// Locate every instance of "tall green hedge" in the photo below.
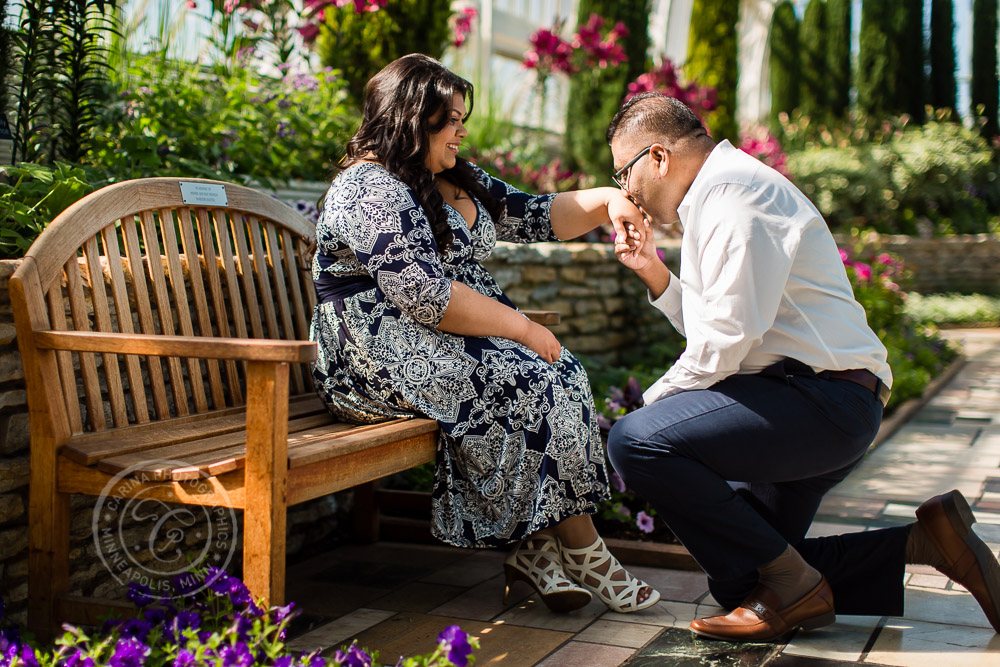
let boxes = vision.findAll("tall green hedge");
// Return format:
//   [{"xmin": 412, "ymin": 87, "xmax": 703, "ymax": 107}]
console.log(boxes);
[
  {"xmin": 563, "ymin": 0, "xmax": 651, "ymax": 179},
  {"xmin": 971, "ymin": 0, "xmax": 999, "ymax": 137},
  {"xmin": 685, "ymin": 0, "xmax": 739, "ymax": 143},
  {"xmin": 799, "ymin": 0, "xmax": 827, "ymax": 121},
  {"xmin": 899, "ymin": 1, "xmax": 926, "ymax": 123},
  {"xmin": 316, "ymin": 0, "xmax": 452, "ymax": 105},
  {"xmin": 929, "ymin": 0, "xmax": 957, "ymax": 115},
  {"xmin": 857, "ymin": 0, "xmax": 902, "ymax": 120},
  {"xmin": 769, "ymin": 1, "xmax": 799, "ymax": 130},
  {"xmin": 825, "ymin": 0, "xmax": 852, "ymax": 120}
]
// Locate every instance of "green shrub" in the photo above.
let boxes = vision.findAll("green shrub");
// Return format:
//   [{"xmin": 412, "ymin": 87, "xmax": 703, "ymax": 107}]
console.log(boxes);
[
  {"xmin": 0, "ymin": 162, "xmax": 101, "ymax": 259},
  {"xmin": 92, "ymin": 54, "xmax": 356, "ymax": 186},
  {"xmin": 785, "ymin": 116, "xmax": 1000, "ymax": 235},
  {"xmin": 905, "ymin": 293, "xmax": 1000, "ymax": 327}
]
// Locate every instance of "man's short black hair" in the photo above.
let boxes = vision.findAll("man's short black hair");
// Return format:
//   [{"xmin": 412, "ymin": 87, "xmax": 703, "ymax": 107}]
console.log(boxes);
[{"xmin": 606, "ymin": 93, "xmax": 706, "ymax": 146}]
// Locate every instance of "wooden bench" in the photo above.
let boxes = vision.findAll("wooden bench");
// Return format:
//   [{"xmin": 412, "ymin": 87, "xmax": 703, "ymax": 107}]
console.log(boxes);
[{"xmin": 11, "ymin": 176, "xmax": 557, "ymax": 636}]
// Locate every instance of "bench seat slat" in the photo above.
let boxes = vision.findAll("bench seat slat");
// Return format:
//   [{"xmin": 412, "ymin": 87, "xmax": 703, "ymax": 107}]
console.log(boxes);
[
  {"xmin": 93, "ymin": 416, "xmax": 437, "ymax": 482},
  {"xmin": 63, "ymin": 395, "xmax": 328, "ymax": 465},
  {"xmin": 96, "ymin": 412, "xmax": 341, "ymax": 479}
]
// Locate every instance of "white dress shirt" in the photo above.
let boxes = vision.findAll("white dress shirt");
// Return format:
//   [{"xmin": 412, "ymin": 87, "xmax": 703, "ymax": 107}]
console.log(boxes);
[{"xmin": 643, "ymin": 140, "xmax": 892, "ymax": 405}]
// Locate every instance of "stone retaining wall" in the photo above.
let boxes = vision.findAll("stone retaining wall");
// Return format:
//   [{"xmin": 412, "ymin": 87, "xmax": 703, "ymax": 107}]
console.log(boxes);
[{"xmin": 0, "ymin": 233, "xmax": 996, "ymax": 622}]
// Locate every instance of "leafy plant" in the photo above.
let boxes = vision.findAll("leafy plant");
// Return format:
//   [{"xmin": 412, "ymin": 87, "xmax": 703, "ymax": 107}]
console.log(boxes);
[
  {"xmin": 0, "ymin": 570, "xmax": 479, "ymax": 667},
  {"xmin": 92, "ymin": 53, "xmax": 355, "ymax": 185},
  {"xmin": 783, "ymin": 112, "xmax": 1000, "ymax": 235},
  {"xmin": 313, "ymin": 0, "xmax": 453, "ymax": 104},
  {"xmin": 10, "ymin": 0, "xmax": 118, "ymax": 164},
  {"xmin": 0, "ymin": 162, "xmax": 99, "ymax": 258}
]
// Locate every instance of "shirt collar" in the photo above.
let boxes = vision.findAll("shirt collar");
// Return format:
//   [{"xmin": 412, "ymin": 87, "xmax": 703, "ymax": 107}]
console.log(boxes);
[{"xmin": 677, "ymin": 139, "xmax": 736, "ymax": 222}]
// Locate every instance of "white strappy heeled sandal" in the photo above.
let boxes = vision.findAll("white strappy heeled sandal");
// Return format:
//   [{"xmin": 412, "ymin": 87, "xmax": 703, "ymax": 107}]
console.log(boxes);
[
  {"xmin": 560, "ymin": 536, "xmax": 661, "ymax": 613},
  {"xmin": 504, "ymin": 534, "xmax": 593, "ymax": 612}
]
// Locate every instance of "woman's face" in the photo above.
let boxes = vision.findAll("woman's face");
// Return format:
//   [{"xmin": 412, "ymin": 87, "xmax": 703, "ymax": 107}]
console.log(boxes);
[{"xmin": 424, "ymin": 92, "xmax": 468, "ymax": 174}]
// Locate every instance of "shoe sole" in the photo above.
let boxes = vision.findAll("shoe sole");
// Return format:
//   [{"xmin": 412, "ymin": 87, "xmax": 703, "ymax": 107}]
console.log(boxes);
[{"xmin": 916, "ymin": 489, "xmax": 1000, "ymax": 633}]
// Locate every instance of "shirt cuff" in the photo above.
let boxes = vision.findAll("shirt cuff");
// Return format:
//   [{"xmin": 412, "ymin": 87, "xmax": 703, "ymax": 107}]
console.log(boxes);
[{"xmin": 648, "ymin": 271, "xmax": 682, "ymax": 317}]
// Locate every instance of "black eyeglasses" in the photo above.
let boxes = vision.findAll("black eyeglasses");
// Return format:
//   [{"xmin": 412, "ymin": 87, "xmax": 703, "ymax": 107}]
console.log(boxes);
[{"xmin": 612, "ymin": 145, "xmax": 653, "ymax": 190}]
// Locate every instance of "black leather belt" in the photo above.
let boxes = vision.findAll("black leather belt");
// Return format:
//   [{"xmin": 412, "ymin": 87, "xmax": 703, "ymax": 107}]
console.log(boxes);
[{"xmin": 823, "ymin": 368, "xmax": 891, "ymax": 407}]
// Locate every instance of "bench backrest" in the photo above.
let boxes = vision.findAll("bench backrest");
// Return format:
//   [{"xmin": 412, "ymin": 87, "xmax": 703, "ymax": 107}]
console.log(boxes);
[{"xmin": 11, "ymin": 177, "xmax": 318, "ymax": 437}]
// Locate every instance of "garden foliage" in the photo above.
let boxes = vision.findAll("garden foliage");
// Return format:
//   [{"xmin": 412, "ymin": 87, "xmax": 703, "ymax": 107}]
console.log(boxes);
[
  {"xmin": 0, "ymin": 569, "xmax": 479, "ymax": 667},
  {"xmin": 684, "ymin": 0, "xmax": 739, "ymax": 143},
  {"xmin": 799, "ymin": 0, "xmax": 827, "ymax": 122},
  {"xmin": 93, "ymin": 52, "xmax": 354, "ymax": 186},
  {"xmin": 857, "ymin": 1, "xmax": 907, "ymax": 122},
  {"xmin": 314, "ymin": 0, "xmax": 453, "ymax": 104},
  {"xmin": 971, "ymin": 0, "xmax": 999, "ymax": 138},
  {"xmin": 562, "ymin": 0, "xmax": 651, "ymax": 180},
  {"xmin": 9, "ymin": 0, "xmax": 118, "ymax": 165},
  {"xmin": 929, "ymin": 0, "xmax": 957, "ymax": 116},
  {"xmin": 768, "ymin": 1, "xmax": 799, "ymax": 132},
  {"xmin": 781, "ymin": 112, "xmax": 1000, "ymax": 235},
  {"xmin": 825, "ymin": 0, "xmax": 852, "ymax": 120}
]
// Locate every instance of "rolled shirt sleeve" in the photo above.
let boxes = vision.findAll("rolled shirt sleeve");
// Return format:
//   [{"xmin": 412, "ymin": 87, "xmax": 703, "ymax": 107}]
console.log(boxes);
[{"xmin": 331, "ymin": 175, "xmax": 453, "ymax": 327}]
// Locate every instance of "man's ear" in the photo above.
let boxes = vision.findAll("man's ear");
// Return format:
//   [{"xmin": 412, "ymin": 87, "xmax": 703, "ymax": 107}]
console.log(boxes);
[{"xmin": 651, "ymin": 143, "xmax": 670, "ymax": 177}]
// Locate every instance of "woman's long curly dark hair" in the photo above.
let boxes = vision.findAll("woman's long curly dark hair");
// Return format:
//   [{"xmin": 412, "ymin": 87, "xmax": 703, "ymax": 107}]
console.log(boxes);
[{"xmin": 343, "ymin": 54, "xmax": 504, "ymax": 253}]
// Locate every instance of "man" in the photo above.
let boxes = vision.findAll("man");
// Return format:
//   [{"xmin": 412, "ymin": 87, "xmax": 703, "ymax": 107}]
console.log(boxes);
[{"xmin": 605, "ymin": 92, "xmax": 1000, "ymax": 642}]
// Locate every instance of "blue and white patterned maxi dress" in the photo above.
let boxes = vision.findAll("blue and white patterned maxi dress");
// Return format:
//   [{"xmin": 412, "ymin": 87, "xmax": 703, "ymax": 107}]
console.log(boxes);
[{"xmin": 309, "ymin": 162, "xmax": 609, "ymax": 548}]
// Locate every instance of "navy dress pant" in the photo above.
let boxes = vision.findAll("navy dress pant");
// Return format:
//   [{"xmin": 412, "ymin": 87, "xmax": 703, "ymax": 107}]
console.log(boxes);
[{"xmin": 607, "ymin": 359, "xmax": 910, "ymax": 616}]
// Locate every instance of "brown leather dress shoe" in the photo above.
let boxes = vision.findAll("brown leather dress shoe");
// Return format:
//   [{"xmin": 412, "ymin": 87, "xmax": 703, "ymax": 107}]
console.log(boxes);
[
  {"xmin": 915, "ymin": 489, "xmax": 1000, "ymax": 633},
  {"xmin": 689, "ymin": 577, "xmax": 835, "ymax": 642}
]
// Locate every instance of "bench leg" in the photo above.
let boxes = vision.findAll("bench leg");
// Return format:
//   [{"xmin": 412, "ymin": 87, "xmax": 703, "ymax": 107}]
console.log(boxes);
[
  {"xmin": 243, "ymin": 361, "xmax": 289, "ymax": 608},
  {"xmin": 353, "ymin": 481, "xmax": 381, "ymax": 543},
  {"xmin": 28, "ymin": 467, "xmax": 70, "ymax": 641}
]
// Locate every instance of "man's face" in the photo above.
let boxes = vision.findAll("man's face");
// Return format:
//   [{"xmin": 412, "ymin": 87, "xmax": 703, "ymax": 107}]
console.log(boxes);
[{"xmin": 611, "ymin": 136, "xmax": 660, "ymax": 220}]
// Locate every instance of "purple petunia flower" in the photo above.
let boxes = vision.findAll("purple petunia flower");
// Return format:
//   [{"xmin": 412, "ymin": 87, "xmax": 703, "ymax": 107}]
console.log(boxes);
[
  {"xmin": 172, "ymin": 650, "xmax": 197, "ymax": 667},
  {"xmin": 333, "ymin": 642, "xmax": 371, "ymax": 667},
  {"xmin": 272, "ymin": 602, "xmax": 296, "ymax": 624},
  {"xmin": 119, "ymin": 618, "xmax": 152, "ymax": 642},
  {"xmin": 128, "ymin": 581, "xmax": 154, "ymax": 608},
  {"xmin": 109, "ymin": 637, "xmax": 150, "ymax": 667},
  {"xmin": 636, "ymin": 511, "xmax": 655, "ymax": 534},
  {"xmin": 437, "ymin": 625, "xmax": 473, "ymax": 667},
  {"xmin": 610, "ymin": 471, "xmax": 627, "ymax": 493},
  {"xmin": 206, "ymin": 567, "xmax": 230, "ymax": 596},
  {"xmin": 218, "ymin": 642, "xmax": 254, "ymax": 667}
]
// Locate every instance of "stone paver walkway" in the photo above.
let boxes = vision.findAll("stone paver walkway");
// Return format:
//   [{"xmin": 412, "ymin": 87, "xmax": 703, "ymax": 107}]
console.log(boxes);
[{"xmin": 285, "ymin": 328, "xmax": 1000, "ymax": 666}]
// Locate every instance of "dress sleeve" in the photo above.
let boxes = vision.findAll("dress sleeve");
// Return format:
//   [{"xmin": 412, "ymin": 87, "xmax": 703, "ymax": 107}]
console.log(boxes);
[
  {"xmin": 472, "ymin": 164, "xmax": 559, "ymax": 243},
  {"xmin": 329, "ymin": 170, "xmax": 452, "ymax": 327}
]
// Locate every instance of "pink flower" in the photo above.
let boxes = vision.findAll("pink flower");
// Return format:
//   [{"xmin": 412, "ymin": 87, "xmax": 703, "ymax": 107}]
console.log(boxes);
[
  {"xmin": 875, "ymin": 253, "xmax": 895, "ymax": 266},
  {"xmin": 853, "ymin": 262, "xmax": 873, "ymax": 282},
  {"xmin": 615, "ymin": 504, "xmax": 632, "ymax": 518},
  {"xmin": 296, "ymin": 24, "xmax": 320, "ymax": 43},
  {"xmin": 185, "ymin": 0, "xmax": 196, "ymax": 8},
  {"xmin": 839, "ymin": 248, "xmax": 850, "ymax": 264},
  {"xmin": 636, "ymin": 511, "xmax": 655, "ymax": 534},
  {"xmin": 451, "ymin": 7, "xmax": 477, "ymax": 48}
]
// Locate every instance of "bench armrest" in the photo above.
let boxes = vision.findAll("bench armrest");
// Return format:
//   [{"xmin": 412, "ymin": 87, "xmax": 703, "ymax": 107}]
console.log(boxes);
[{"xmin": 33, "ymin": 331, "xmax": 317, "ymax": 363}]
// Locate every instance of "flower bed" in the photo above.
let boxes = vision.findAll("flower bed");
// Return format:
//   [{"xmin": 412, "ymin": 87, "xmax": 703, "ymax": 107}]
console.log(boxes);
[{"xmin": 0, "ymin": 570, "xmax": 477, "ymax": 667}]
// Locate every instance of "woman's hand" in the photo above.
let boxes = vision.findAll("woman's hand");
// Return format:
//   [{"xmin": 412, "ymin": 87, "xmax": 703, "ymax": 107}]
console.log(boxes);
[
  {"xmin": 606, "ymin": 191, "xmax": 646, "ymax": 247},
  {"xmin": 615, "ymin": 216, "xmax": 658, "ymax": 273},
  {"xmin": 519, "ymin": 319, "xmax": 562, "ymax": 364}
]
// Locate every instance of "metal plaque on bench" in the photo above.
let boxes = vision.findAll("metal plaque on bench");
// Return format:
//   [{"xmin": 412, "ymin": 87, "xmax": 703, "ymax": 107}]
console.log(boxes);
[{"xmin": 179, "ymin": 182, "xmax": 228, "ymax": 207}]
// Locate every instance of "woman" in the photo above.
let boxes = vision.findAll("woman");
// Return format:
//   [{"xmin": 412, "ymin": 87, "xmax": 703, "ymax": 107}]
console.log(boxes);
[{"xmin": 309, "ymin": 54, "xmax": 659, "ymax": 614}]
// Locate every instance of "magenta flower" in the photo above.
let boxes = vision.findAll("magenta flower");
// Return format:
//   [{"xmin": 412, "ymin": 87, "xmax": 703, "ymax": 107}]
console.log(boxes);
[
  {"xmin": 636, "ymin": 511, "xmax": 655, "ymax": 534},
  {"xmin": 333, "ymin": 642, "xmax": 372, "ymax": 667},
  {"xmin": 626, "ymin": 58, "xmax": 717, "ymax": 115},
  {"xmin": 451, "ymin": 7, "xmax": 477, "ymax": 47},
  {"xmin": 853, "ymin": 263, "xmax": 873, "ymax": 281},
  {"xmin": 839, "ymin": 248, "xmax": 850, "ymax": 264}
]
